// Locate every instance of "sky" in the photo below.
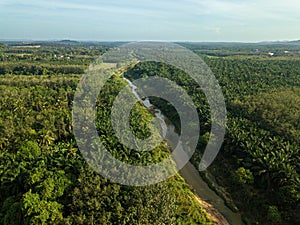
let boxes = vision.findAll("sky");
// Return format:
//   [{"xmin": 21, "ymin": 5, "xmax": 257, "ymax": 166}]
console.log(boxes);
[{"xmin": 0, "ymin": 0, "xmax": 300, "ymax": 42}]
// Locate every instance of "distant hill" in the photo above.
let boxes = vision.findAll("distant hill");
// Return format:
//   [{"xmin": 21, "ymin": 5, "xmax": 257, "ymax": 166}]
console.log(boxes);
[
  {"xmin": 258, "ymin": 40, "xmax": 300, "ymax": 45},
  {"xmin": 57, "ymin": 40, "xmax": 80, "ymax": 44},
  {"xmin": 289, "ymin": 40, "xmax": 300, "ymax": 44}
]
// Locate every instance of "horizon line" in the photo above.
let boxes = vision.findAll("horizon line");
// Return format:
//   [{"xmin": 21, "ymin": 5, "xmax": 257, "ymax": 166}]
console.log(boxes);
[{"xmin": 0, "ymin": 38, "xmax": 299, "ymax": 44}]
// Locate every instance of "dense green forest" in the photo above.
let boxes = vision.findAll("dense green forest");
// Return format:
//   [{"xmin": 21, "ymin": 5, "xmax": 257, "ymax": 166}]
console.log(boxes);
[
  {"xmin": 124, "ymin": 44, "xmax": 300, "ymax": 225},
  {"xmin": 0, "ymin": 43, "xmax": 212, "ymax": 224},
  {"xmin": 0, "ymin": 41, "xmax": 299, "ymax": 224}
]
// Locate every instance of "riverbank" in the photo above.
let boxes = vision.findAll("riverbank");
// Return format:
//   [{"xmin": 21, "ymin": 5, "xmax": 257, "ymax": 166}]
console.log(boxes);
[
  {"xmin": 180, "ymin": 162, "xmax": 243, "ymax": 225},
  {"xmin": 196, "ymin": 197, "xmax": 230, "ymax": 225},
  {"xmin": 123, "ymin": 75, "xmax": 242, "ymax": 225}
]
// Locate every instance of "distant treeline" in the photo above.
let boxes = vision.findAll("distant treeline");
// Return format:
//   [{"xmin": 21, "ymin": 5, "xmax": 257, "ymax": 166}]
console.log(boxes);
[{"xmin": 0, "ymin": 63, "xmax": 85, "ymax": 75}]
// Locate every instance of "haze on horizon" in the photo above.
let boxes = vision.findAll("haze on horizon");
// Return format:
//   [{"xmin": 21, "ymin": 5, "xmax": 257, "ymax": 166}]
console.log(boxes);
[{"xmin": 0, "ymin": 0, "xmax": 299, "ymax": 42}]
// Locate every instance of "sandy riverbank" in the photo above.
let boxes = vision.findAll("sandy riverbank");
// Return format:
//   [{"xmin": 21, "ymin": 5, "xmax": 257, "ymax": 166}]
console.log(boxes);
[{"xmin": 196, "ymin": 196, "xmax": 230, "ymax": 225}]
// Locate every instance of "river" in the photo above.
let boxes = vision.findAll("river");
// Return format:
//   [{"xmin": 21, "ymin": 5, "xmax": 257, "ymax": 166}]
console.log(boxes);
[{"xmin": 124, "ymin": 77, "xmax": 243, "ymax": 225}]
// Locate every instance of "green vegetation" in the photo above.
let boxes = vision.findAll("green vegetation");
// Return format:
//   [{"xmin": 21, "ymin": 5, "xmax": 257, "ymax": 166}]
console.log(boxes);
[
  {"xmin": 223, "ymin": 88, "xmax": 300, "ymax": 224},
  {"xmin": 0, "ymin": 41, "xmax": 299, "ymax": 224},
  {"xmin": 124, "ymin": 45, "xmax": 300, "ymax": 225},
  {"xmin": 0, "ymin": 43, "xmax": 212, "ymax": 225}
]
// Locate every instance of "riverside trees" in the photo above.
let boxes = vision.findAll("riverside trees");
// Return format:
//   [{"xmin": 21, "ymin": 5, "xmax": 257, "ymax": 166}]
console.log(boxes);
[
  {"xmin": 124, "ymin": 54, "xmax": 300, "ymax": 225},
  {"xmin": 0, "ymin": 43, "xmax": 212, "ymax": 225}
]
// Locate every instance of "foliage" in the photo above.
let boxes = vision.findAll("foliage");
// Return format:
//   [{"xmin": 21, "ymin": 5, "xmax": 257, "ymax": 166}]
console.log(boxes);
[
  {"xmin": 233, "ymin": 167, "xmax": 254, "ymax": 185},
  {"xmin": 1, "ymin": 41, "xmax": 300, "ymax": 224},
  {"xmin": 124, "ymin": 55, "xmax": 300, "ymax": 225},
  {"xmin": 0, "ymin": 42, "xmax": 212, "ymax": 225}
]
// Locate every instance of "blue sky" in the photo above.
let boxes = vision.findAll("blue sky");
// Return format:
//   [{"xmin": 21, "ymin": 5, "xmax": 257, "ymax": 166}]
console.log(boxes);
[{"xmin": 0, "ymin": 0, "xmax": 300, "ymax": 42}]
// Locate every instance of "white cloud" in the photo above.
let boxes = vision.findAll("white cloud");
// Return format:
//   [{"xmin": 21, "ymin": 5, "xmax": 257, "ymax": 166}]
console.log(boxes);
[
  {"xmin": 1, "ymin": 0, "xmax": 167, "ymax": 18},
  {"xmin": 186, "ymin": 0, "xmax": 300, "ymax": 22},
  {"xmin": 1, "ymin": 0, "xmax": 300, "ymax": 41},
  {"xmin": 205, "ymin": 26, "xmax": 221, "ymax": 34}
]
